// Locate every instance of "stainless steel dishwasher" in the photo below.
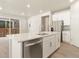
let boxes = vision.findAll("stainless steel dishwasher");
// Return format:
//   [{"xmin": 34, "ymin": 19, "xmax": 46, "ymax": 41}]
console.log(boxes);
[{"xmin": 22, "ymin": 38, "xmax": 42, "ymax": 58}]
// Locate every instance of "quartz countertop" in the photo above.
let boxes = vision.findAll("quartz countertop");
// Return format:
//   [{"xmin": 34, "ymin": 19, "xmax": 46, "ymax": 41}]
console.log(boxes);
[{"xmin": 7, "ymin": 32, "xmax": 59, "ymax": 42}]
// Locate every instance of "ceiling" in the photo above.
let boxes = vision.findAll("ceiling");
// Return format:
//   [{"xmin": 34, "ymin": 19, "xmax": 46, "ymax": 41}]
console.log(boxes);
[{"xmin": 0, "ymin": 0, "xmax": 70, "ymax": 17}]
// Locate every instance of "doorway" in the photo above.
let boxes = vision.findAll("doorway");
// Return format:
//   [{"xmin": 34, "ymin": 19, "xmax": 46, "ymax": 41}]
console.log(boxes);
[{"xmin": 41, "ymin": 16, "xmax": 49, "ymax": 32}]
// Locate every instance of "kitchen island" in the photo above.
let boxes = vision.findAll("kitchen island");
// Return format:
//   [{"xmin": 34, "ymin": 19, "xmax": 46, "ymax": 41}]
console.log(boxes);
[{"xmin": 7, "ymin": 32, "xmax": 60, "ymax": 58}]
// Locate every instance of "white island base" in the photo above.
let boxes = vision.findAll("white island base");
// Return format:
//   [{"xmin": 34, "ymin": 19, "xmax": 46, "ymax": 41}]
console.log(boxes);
[{"xmin": 8, "ymin": 32, "xmax": 60, "ymax": 58}]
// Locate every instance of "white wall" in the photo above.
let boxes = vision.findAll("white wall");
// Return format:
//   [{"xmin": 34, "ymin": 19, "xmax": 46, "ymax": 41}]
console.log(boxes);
[
  {"xmin": 28, "ymin": 15, "xmax": 41, "ymax": 34},
  {"xmin": 28, "ymin": 11, "xmax": 52, "ymax": 33},
  {"xmin": 0, "ymin": 12, "xmax": 28, "ymax": 33},
  {"xmin": 28, "ymin": 10, "xmax": 70, "ymax": 33},
  {"xmin": 71, "ymin": 0, "xmax": 79, "ymax": 47},
  {"xmin": 52, "ymin": 9, "xmax": 70, "ymax": 25}
]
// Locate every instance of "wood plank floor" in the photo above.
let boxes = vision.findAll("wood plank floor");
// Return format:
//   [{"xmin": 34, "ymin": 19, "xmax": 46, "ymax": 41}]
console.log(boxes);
[
  {"xmin": 0, "ymin": 42, "xmax": 79, "ymax": 58},
  {"xmin": 50, "ymin": 42, "xmax": 79, "ymax": 58},
  {"xmin": 0, "ymin": 44, "xmax": 9, "ymax": 58}
]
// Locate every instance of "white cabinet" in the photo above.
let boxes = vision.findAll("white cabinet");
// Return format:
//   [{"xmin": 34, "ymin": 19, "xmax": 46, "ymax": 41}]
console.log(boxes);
[
  {"xmin": 49, "ymin": 36, "xmax": 56, "ymax": 54},
  {"xmin": 63, "ymin": 31, "xmax": 70, "ymax": 43},
  {"xmin": 43, "ymin": 33, "xmax": 60, "ymax": 58},
  {"xmin": 43, "ymin": 36, "xmax": 52, "ymax": 58},
  {"xmin": 55, "ymin": 33, "xmax": 60, "ymax": 49}
]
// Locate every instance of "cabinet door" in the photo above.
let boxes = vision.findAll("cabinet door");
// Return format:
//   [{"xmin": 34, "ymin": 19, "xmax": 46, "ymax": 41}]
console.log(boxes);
[
  {"xmin": 43, "ymin": 37, "xmax": 51, "ymax": 58},
  {"xmin": 43, "ymin": 43, "xmax": 51, "ymax": 58},
  {"xmin": 43, "ymin": 35, "xmax": 56, "ymax": 57},
  {"xmin": 55, "ymin": 33, "xmax": 60, "ymax": 49},
  {"xmin": 49, "ymin": 36, "xmax": 56, "ymax": 54},
  {"xmin": 43, "ymin": 34, "xmax": 60, "ymax": 58},
  {"xmin": 63, "ymin": 31, "xmax": 70, "ymax": 43}
]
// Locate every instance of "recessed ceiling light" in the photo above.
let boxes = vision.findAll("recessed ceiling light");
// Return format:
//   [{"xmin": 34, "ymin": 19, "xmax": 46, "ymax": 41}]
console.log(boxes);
[
  {"xmin": 26, "ymin": 4, "xmax": 30, "ymax": 8},
  {"xmin": 0, "ymin": 7, "xmax": 3, "ymax": 10},
  {"xmin": 70, "ymin": 0, "xmax": 75, "ymax": 2},
  {"xmin": 40, "ymin": 10, "xmax": 43, "ymax": 13}
]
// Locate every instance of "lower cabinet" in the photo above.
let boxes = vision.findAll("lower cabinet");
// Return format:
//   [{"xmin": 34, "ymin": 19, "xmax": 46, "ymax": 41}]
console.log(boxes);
[
  {"xmin": 43, "ymin": 36, "xmax": 52, "ymax": 57},
  {"xmin": 43, "ymin": 34, "xmax": 60, "ymax": 58},
  {"xmin": 50, "ymin": 37, "xmax": 56, "ymax": 53},
  {"xmin": 55, "ymin": 33, "xmax": 60, "ymax": 49},
  {"xmin": 62, "ymin": 31, "xmax": 70, "ymax": 43}
]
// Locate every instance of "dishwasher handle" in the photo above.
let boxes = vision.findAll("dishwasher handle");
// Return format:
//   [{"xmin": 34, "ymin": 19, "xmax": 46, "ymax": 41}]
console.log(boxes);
[{"xmin": 24, "ymin": 40, "xmax": 42, "ymax": 47}]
